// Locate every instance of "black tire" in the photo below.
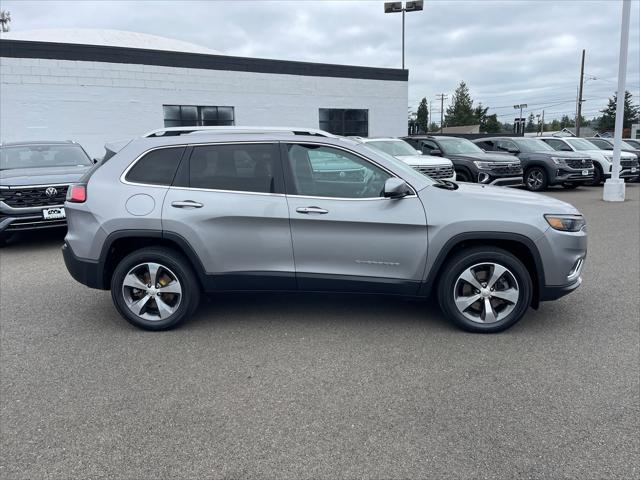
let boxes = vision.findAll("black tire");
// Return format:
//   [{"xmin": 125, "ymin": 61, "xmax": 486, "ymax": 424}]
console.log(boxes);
[
  {"xmin": 455, "ymin": 169, "xmax": 472, "ymax": 182},
  {"xmin": 437, "ymin": 247, "xmax": 533, "ymax": 333},
  {"xmin": 524, "ymin": 167, "xmax": 548, "ymax": 191},
  {"xmin": 561, "ymin": 183, "xmax": 580, "ymax": 189},
  {"xmin": 110, "ymin": 247, "xmax": 201, "ymax": 331},
  {"xmin": 585, "ymin": 164, "xmax": 603, "ymax": 186}
]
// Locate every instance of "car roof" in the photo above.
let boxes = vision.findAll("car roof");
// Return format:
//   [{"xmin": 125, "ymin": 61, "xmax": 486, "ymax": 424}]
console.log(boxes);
[
  {"xmin": 0, "ymin": 140, "xmax": 77, "ymax": 147},
  {"xmin": 355, "ymin": 137, "xmax": 407, "ymax": 142}
]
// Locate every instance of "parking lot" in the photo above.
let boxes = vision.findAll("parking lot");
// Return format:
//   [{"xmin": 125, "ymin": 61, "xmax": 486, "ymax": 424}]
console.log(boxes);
[{"xmin": 0, "ymin": 185, "xmax": 638, "ymax": 479}]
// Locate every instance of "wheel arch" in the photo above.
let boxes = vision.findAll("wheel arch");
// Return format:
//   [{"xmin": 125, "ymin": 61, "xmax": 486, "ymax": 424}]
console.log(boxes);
[
  {"xmin": 99, "ymin": 230, "xmax": 206, "ymax": 290},
  {"xmin": 420, "ymin": 232, "xmax": 545, "ymax": 308}
]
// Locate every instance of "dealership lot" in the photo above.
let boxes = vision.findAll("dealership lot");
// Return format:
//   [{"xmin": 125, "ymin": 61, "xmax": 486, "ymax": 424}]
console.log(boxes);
[{"xmin": 1, "ymin": 186, "xmax": 638, "ymax": 479}]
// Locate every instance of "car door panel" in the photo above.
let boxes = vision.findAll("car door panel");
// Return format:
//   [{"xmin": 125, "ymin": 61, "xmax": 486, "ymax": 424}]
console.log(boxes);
[
  {"xmin": 282, "ymin": 143, "xmax": 428, "ymax": 293},
  {"xmin": 162, "ymin": 142, "xmax": 295, "ymax": 290}
]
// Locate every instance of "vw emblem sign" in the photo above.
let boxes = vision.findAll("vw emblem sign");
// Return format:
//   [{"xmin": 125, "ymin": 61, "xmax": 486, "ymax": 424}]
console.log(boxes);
[{"xmin": 45, "ymin": 187, "xmax": 58, "ymax": 198}]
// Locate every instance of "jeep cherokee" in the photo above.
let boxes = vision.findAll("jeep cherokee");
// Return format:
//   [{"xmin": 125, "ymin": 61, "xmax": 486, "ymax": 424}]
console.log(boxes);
[{"xmin": 63, "ymin": 128, "xmax": 587, "ymax": 333}]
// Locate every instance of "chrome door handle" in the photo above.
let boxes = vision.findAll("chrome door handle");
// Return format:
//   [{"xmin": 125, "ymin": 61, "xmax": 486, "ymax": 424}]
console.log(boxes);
[
  {"xmin": 171, "ymin": 200, "xmax": 203, "ymax": 209},
  {"xmin": 296, "ymin": 206, "xmax": 328, "ymax": 214}
]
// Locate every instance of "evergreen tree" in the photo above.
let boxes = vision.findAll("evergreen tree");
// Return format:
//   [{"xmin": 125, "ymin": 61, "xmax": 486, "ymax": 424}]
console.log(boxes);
[
  {"xmin": 416, "ymin": 98, "xmax": 429, "ymax": 134},
  {"xmin": 428, "ymin": 122, "xmax": 439, "ymax": 132},
  {"xmin": 484, "ymin": 114, "xmax": 501, "ymax": 133},
  {"xmin": 559, "ymin": 115, "xmax": 575, "ymax": 129},
  {"xmin": 525, "ymin": 113, "xmax": 536, "ymax": 133},
  {"xmin": 445, "ymin": 81, "xmax": 476, "ymax": 126},
  {"xmin": 599, "ymin": 91, "xmax": 640, "ymax": 132}
]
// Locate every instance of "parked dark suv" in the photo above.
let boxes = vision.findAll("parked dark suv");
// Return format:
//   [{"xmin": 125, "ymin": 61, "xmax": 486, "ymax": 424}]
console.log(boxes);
[
  {"xmin": 473, "ymin": 137, "xmax": 595, "ymax": 191},
  {"xmin": 0, "ymin": 141, "xmax": 94, "ymax": 244},
  {"xmin": 403, "ymin": 136, "xmax": 522, "ymax": 186}
]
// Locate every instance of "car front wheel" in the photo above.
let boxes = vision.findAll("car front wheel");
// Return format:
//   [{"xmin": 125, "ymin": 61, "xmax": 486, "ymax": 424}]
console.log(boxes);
[
  {"xmin": 111, "ymin": 247, "xmax": 201, "ymax": 330},
  {"xmin": 437, "ymin": 247, "xmax": 533, "ymax": 333},
  {"xmin": 525, "ymin": 167, "xmax": 548, "ymax": 191}
]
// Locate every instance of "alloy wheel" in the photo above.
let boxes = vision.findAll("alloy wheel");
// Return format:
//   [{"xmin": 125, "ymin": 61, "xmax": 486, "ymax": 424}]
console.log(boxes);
[
  {"xmin": 526, "ymin": 170, "xmax": 544, "ymax": 190},
  {"xmin": 121, "ymin": 262, "xmax": 182, "ymax": 321},
  {"xmin": 453, "ymin": 262, "xmax": 519, "ymax": 324}
]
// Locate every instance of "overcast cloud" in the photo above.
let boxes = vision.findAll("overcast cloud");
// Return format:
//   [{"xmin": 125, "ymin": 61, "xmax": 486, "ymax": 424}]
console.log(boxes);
[{"xmin": 2, "ymin": 0, "xmax": 639, "ymax": 122}]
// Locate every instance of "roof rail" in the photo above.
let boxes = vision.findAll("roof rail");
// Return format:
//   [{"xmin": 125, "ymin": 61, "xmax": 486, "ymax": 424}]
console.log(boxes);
[{"xmin": 142, "ymin": 126, "xmax": 337, "ymax": 138}]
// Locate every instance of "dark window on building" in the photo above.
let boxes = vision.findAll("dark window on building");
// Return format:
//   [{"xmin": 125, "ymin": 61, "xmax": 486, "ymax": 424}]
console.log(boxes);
[
  {"xmin": 163, "ymin": 105, "xmax": 235, "ymax": 127},
  {"xmin": 319, "ymin": 109, "xmax": 368, "ymax": 136},
  {"xmin": 189, "ymin": 143, "xmax": 280, "ymax": 193},
  {"xmin": 125, "ymin": 147, "xmax": 185, "ymax": 185}
]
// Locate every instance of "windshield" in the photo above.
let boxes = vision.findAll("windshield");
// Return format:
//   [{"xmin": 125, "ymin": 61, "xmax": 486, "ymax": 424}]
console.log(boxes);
[
  {"xmin": 513, "ymin": 138, "xmax": 555, "ymax": 153},
  {"xmin": 437, "ymin": 137, "xmax": 484, "ymax": 155},
  {"xmin": 0, "ymin": 144, "xmax": 92, "ymax": 170},
  {"xmin": 565, "ymin": 138, "xmax": 598, "ymax": 151},
  {"xmin": 366, "ymin": 140, "xmax": 419, "ymax": 157}
]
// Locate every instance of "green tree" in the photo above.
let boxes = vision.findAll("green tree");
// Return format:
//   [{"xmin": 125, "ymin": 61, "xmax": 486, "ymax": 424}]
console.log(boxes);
[
  {"xmin": 559, "ymin": 115, "xmax": 575, "ymax": 129},
  {"xmin": 549, "ymin": 119, "xmax": 561, "ymax": 131},
  {"xmin": 484, "ymin": 114, "xmax": 501, "ymax": 133},
  {"xmin": 416, "ymin": 97, "xmax": 429, "ymax": 134},
  {"xmin": 428, "ymin": 121, "xmax": 439, "ymax": 132},
  {"xmin": 474, "ymin": 103, "xmax": 489, "ymax": 131},
  {"xmin": 445, "ymin": 81, "xmax": 476, "ymax": 126},
  {"xmin": 525, "ymin": 113, "xmax": 536, "ymax": 133},
  {"xmin": 599, "ymin": 90, "xmax": 640, "ymax": 132}
]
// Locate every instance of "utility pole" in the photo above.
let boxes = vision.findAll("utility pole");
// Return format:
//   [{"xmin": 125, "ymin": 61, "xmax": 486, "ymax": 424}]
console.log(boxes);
[
  {"xmin": 540, "ymin": 110, "xmax": 545, "ymax": 136},
  {"xmin": 576, "ymin": 49, "xmax": 586, "ymax": 136},
  {"xmin": 436, "ymin": 93, "xmax": 448, "ymax": 133}
]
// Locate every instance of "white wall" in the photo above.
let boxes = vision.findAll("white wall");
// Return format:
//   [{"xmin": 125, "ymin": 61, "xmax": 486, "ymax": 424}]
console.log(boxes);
[{"xmin": 0, "ymin": 57, "xmax": 407, "ymax": 157}]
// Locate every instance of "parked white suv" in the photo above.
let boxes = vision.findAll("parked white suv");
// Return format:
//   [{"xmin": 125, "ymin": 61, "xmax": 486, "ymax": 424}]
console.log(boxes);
[
  {"xmin": 352, "ymin": 137, "xmax": 456, "ymax": 181},
  {"xmin": 539, "ymin": 136, "xmax": 639, "ymax": 185}
]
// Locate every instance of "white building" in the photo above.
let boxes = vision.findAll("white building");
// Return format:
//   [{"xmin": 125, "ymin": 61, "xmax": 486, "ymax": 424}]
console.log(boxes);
[{"xmin": 0, "ymin": 29, "xmax": 408, "ymax": 157}]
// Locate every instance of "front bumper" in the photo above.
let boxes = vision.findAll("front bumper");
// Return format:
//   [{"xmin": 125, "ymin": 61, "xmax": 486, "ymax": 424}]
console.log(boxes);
[
  {"xmin": 553, "ymin": 168, "xmax": 594, "ymax": 184},
  {"xmin": 479, "ymin": 174, "xmax": 523, "ymax": 187},
  {"xmin": 0, "ymin": 209, "xmax": 67, "ymax": 233},
  {"xmin": 540, "ymin": 277, "xmax": 582, "ymax": 301},
  {"xmin": 62, "ymin": 242, "xmax": 106, "ymax": 289}
]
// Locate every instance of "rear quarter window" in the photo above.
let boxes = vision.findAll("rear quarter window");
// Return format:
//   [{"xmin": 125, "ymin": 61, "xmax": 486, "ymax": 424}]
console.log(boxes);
[{"xmin": 125, "ymin": 147, "xmax": 186, "ymax": 185}]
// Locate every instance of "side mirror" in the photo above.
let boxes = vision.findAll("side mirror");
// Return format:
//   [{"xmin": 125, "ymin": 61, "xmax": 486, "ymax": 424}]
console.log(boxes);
[
  {"xmin": 384, "ymin": 178, "xmax": 412, "ymax": 199},
  {"xmin": 430, "ymin": 149, "xmax": 443, "ymax": 156}
]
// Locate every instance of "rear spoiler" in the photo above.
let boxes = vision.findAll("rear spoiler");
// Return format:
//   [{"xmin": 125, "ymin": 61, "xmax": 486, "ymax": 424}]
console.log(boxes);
[{"xmin": 103, "ymin": 139, "xmax": 133, "ymax": 161}]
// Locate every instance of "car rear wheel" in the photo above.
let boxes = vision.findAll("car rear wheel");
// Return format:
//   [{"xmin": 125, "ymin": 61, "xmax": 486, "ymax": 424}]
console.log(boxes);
[
  {"xmin": 111, "ymin": 247, "xmax": 201, "ymax": 330},
  {"xmin": 525, "ymin": 167, "xmax": 548, "ymax": 191},
  {"xmin": 437, "ymin": 247, "xmax": 533, "ymax": 333}
]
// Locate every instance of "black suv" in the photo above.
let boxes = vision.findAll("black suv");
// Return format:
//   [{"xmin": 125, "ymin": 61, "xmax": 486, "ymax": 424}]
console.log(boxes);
[
  {"xmin": 403, "ymin": 136, "xmax": 522, "ymax": 186},
  {"xmin": 473, "ymin": 137, "xmax": 595, "ymax": 191}
]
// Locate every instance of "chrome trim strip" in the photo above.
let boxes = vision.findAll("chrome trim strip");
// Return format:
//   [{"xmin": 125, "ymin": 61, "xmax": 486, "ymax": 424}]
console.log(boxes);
[
  {"xmin": 0, "ymin": 183, "xmax": 72, "ymax": 189},
  {"xmin": 167, "ymin": 186, "xmax": 285, "ymax": 197},
  {"xmin": 0, "ymin": 201, "xmax": 65, "ymax": 212}
]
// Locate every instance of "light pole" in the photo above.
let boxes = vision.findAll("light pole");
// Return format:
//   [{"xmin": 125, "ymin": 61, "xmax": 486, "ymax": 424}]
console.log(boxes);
[
  {"xmin": 384, "ymin": 1, "xmax": 424, "ymax": 69},
  {"xmin": 513, "ymin": 104, "xmax": 527, "ymax": 135},
  {"xmin": 603, "ymin": 0, "xmax": 631, "ymax": 202}
]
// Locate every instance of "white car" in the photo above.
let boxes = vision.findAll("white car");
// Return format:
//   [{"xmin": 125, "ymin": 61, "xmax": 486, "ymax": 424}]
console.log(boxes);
[
  {"xmin": 352, "ymin": 137, "xmax": 456, "ymax": 182},
  {"xmin": 539, "ymin": 136, "xmax": 639, "ymax": 185}
]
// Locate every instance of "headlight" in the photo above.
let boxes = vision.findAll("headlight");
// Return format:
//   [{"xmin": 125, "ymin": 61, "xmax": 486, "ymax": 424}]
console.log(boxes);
[
  {"xmin": 544, "ymin": 214, "xmax": 586, "ymax": 232},
  {"xmin": 473, "ymin": 161, "xmax": 494, "ymax": 170},
  {"xmin": 551, "ymin": 156, "xmax": 567, "ymax": 166}
]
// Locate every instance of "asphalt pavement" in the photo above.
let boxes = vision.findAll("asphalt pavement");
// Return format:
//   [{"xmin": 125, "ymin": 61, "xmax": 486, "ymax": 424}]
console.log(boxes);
[{"xmin": 1, "ymin": 185, "xmax": 639, "ymax": 479}]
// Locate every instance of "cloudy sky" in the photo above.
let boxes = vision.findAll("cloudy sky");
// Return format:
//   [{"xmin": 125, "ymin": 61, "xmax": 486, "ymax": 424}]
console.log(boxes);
[{"xmin": 3, "ymin": 0, "xmax": 639, "ymax": 123}]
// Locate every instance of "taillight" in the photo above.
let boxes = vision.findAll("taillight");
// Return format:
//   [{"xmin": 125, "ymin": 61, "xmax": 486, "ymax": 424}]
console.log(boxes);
[{"xmin": 67, "ymin": 185, "xmax": 87, "ymax": 203}]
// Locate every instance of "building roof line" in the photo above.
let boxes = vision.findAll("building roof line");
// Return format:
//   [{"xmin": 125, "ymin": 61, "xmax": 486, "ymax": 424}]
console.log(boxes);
[{"xmin": 0, "ymin": 39, "xmax": 408, "ymax": 82}]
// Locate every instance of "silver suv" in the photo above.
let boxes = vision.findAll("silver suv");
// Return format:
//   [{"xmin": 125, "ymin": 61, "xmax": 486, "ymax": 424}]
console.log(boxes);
[{"xmin": 63, "ymin": 128, "xmax": 587, "ymax": 333}]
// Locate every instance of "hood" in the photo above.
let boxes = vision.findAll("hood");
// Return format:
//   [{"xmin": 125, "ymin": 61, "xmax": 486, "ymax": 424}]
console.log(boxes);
[
  {"xmin": 447, "ymin": 152, "xmax": 519, "ymax": 162},
  {"xmin": 450, "ymin": 182, "xmax": 579, "ymax": 214},
  {"xmin": 0, "ymin": 165, "xmax": 91, "ymax": 187},
  {"xmin": 582, "ymin": 149, "xmax": 635, "ymax": 159},
  {"xmin": 531, "ymin": 150, "xmax": 590, "ymax": 159},
  {"xmin": 396, "ymin": 154, "xmax": 453, "ymax": 167}
]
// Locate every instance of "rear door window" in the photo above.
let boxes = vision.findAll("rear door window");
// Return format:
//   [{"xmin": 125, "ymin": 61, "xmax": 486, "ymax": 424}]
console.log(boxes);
[{"xmin": 188, "ymin": 143, "xmax": 281, "ymax": 193}]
